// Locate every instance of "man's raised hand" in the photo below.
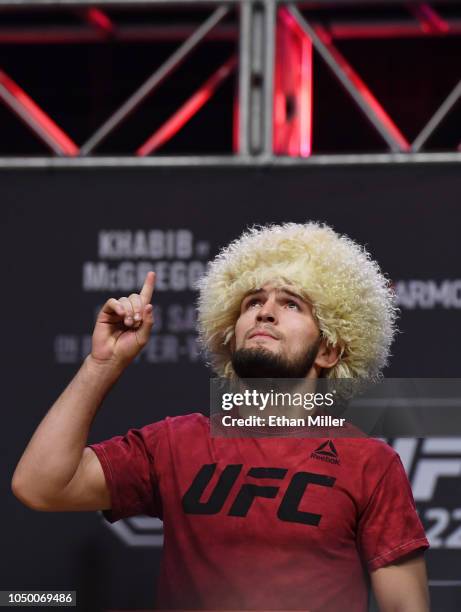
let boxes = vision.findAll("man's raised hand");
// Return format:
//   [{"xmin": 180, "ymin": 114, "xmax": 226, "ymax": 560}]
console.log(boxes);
[{"xmin": 91, "ymin": 271, "xmax": 156, "ymax": 368}]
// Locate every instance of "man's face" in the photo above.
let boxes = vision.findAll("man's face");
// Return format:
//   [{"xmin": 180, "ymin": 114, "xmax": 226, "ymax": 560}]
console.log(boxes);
[{"xmin": 231, "ymin": 283, "xmax": 322, "ymax": 378}]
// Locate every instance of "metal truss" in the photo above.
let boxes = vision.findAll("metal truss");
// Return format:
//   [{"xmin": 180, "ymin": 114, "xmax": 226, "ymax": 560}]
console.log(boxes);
[
  {"xmin": 0, "ymin": 0, "xmax": 461, "ymax": 166},
  {"xmin": 2, "ymin": 152, "xmax": 461, "ymax": 169}
]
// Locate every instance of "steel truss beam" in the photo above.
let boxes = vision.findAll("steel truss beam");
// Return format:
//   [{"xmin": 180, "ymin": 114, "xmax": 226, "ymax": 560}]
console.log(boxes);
[
  {"xmin": 288, "ymin": 5, "xmax": 411, "ymax": 153},
  {"xmin": 0, "ymin": 0, "xmax": 460, "ymax": 160},
  {"xmin": 137, "ymin": 55, "xmax": 236, "ymax": 155},
  {"xmin": 4, "ymin": 19, "xmax": 461, "ymax": 45},
  {"xmin": 80, "ymin": 4, "xmax": 229, "ymax": 154},
  {"xmin": 286, "ymin": 2, "xmax": 461, "ymax": 156},
  {"xmin": 0, "ymin": 25, "xmax": 237, "ymax": 45},
  {"xmin": 0, "ymin": 0, "xmax": 235, "ymax": 4},
  {"xmin": 238, "ymin": 0, "xmax": 275, "ymax": 156},
  {"xmin": 0, "ymin": 70, "xmax": 79, "ymax": 155},
  {"xmin": 412, "ymin": 80, "xmax": 461, "ymax": 152},
  {"xmin": 1, "ymin": 0, "xmax": 459, "ymax": 5},
  {"xmin": 1, "ymin": 152, "xmax": 461, "ymax": 169}
]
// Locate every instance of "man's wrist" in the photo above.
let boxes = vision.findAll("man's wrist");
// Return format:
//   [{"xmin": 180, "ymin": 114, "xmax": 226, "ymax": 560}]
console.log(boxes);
[{"xmin": 84, "ymin": 353, "xmax": 127, "ymax": 383}]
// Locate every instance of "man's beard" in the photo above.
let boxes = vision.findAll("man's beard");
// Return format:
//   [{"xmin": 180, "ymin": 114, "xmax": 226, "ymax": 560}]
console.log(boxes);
[{"xmin": 231, "ymin": 339, "xmax": 322, "ymax": 379}]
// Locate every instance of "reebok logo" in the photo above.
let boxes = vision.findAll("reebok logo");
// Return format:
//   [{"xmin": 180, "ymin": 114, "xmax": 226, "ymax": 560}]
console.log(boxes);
[{"xmin": 311, "ymin": 440, "xmax": 340, "ymax": 465}]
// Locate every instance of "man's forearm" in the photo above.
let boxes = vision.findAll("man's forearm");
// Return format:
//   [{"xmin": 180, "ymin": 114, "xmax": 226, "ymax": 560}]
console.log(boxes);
[
  {"xmin": 371, "ymin": 554, "xmax": 430, "ymax": 612},
  {"xmin": 11, "ymin": 355, "xmax": 123, "ymax": 506}
]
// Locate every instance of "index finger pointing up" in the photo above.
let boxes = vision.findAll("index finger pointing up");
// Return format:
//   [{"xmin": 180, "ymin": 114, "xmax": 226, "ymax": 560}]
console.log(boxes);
[{"xmin": 140, "ymin": 271, "xmax": 156, "ymax": 304}]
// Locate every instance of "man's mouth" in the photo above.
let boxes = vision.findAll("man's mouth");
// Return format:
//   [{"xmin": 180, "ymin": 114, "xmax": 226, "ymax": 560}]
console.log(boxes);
[{"xmin": 248, "ymin": 330, "xmax": 278, "ymax": 340}]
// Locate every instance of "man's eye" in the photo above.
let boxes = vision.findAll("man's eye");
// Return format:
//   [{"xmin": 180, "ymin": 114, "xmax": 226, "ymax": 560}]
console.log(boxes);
[
  {"xmin": 286, "ymin": 300, "xmax": 300, "ymax": 310},
  {"xmin": 247, "ymin": 298, "xmax": 262, "ymax": 308}
]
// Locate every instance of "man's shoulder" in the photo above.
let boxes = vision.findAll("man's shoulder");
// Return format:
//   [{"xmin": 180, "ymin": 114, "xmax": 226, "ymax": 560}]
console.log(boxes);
[
  {"xmin": 133, "ymin": 413, "xmax": 209, "ymax": 446},
  {"xmin": 334, "ymin": 436, "xmax": 399, "ymax": 468},
  {"xmin": 163, "ymin": 412, "xmax": 210, "ymax": 435}
]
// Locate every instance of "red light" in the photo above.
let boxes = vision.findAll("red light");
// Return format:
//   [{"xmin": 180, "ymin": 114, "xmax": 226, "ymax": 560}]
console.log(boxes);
[
  {"xmin": 137, "ymin": 56, "xmax": 236, "ymax": 156},
  {"xmin": 83, "ymin": 8, "xmax": 114, "ymax": 35},
  {"xmin": 274, "ymin": 8, "xmax": 313, "ymax": 157},
  {"xmin": 0, "ymin": 70, "xmax": 79, "ymax": 156}
]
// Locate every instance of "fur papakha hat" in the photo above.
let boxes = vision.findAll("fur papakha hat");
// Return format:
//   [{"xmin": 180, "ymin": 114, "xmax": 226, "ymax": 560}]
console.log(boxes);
[{"xmin": 197, "ymin": 222, "xmax": 398, "ymax": 381}]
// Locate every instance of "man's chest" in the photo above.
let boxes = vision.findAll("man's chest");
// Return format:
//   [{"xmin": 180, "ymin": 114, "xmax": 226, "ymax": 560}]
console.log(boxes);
[{"xmin": 161, "ymin": 443, "xmax": 361, "ymax": 550}]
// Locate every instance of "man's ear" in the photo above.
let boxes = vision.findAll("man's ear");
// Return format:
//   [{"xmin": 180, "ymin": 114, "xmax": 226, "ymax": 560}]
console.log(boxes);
[{"xmin": 314, "ymin": 338, "xmax": 341, "ymax": 370}]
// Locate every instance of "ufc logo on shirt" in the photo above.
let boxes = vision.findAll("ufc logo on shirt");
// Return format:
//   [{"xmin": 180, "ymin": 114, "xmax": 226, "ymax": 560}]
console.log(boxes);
[{"xmin": 182, "ymin": 464, "xmax": 335, "ymax": 526}]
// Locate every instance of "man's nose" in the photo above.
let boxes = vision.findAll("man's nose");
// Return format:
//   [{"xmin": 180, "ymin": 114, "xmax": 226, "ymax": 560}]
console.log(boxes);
[{"xmin": 256, "ymin": 299, "xmax": 277, "ymax": 323}]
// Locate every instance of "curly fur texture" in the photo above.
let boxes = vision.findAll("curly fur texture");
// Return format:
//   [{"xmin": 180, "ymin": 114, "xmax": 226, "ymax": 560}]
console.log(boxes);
[{"xmin": 197, "ymin": 222, "xmax": 398, "ymax": 381}]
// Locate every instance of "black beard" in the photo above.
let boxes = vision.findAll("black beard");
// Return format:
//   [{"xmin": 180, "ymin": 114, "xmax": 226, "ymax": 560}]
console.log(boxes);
[{"xmin": 231, "ymin": 340, "xmax": 321, "ymax": 379}]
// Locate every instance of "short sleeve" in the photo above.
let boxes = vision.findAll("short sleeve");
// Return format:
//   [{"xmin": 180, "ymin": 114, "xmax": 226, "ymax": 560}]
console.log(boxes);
[
  {"xmin": 358, "ymin": 455, "xmax": 429, "ymax": 571},
  {"xmin": 88, "ymin": 420, "xmax": 165, "ymax": 523}
]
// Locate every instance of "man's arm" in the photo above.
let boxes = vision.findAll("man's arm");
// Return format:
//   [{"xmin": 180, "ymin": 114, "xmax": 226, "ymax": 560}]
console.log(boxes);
[
  {"xmin": 371, "ymin": 552, "xmax": 430, "ymax": 612},
  {"xmin": 11, "ymin": 272, "xmax": 156, "ymax": 512}
]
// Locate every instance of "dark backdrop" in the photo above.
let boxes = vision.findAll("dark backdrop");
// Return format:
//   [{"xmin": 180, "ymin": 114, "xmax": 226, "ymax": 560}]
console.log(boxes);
[{"xmin": 2, "ymin": 164, "xmax": 461, "ymax": 611}]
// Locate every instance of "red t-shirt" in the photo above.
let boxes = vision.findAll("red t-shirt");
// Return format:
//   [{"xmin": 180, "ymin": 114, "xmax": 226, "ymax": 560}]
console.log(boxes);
[{"xmin": 89, "ymin": 413, "xmax": 429, "ymax": 611}]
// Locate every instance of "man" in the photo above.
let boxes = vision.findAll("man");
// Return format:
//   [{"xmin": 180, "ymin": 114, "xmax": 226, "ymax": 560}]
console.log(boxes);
[{"xmin": 12, "ymin": 222, "xmax": 430, "ymax": 611}]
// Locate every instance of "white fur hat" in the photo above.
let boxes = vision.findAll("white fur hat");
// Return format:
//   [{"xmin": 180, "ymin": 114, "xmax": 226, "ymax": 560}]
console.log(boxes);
[{"xmin": 197, "ymin": 222, "xmax": 398, "ymax": 381}]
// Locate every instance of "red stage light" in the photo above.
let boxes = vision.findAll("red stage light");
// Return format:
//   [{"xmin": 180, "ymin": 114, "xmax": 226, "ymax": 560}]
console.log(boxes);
[
  {"xmin": 137, "ymin": 56, "xmax": 236, "ymax": 156},
  {"xmin": 274, "ymin": 8, "xmax": 313, "ymax": 157},
  {"xmin": 0, "ymin": 70, "xmax": 79, "ymax": 156}
]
